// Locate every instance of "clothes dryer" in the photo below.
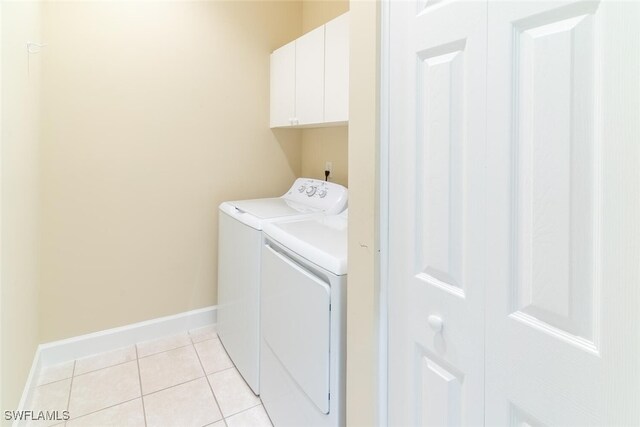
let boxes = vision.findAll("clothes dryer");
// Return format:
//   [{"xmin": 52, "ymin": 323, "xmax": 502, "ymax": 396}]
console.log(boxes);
[
  {"xmin": 260, "ymin": 210, "xmax": 348, "ymax": 426},
  {"xmin": 217, "ymin": 179, "xmax": 347, "ymax": 395}
]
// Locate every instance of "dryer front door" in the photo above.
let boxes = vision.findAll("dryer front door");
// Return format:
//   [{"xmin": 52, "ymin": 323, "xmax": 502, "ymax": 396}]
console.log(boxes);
[{"xmin": 261, "ymin": 241, "xmax": 331, "ymax": 414}]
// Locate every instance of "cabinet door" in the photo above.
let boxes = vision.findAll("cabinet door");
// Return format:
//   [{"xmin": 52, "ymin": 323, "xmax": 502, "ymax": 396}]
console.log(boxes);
[
  {"xmin": 270, "ymin": 41, "xmax": 295, "ymax": 128},
  {"xmin": 295, "ymin": 26, "xmax": 325, "ymax": 126},
  {"xmin": 324, "ymin": 13, "xmax": 349, "ymax": 124}
]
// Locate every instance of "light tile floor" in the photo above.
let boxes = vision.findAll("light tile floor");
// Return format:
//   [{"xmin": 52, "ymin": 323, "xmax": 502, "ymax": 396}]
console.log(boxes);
[{"xmin": 24, "ymin": 325, "xmax": 272, "ymax": 427}]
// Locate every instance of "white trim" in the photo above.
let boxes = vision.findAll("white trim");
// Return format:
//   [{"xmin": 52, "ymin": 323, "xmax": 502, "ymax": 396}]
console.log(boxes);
[
  {"xmin": 377, "ymin": 0, "xmax": 391, "ymax": 425},
  {"xmin": 39, "ymin": 306, "xmax": 217, "ymax": 366}
]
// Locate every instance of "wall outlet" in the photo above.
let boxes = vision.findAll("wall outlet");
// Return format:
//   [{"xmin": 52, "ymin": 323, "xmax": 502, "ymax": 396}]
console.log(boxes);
[{"xmin": 325, "ymin": 161, "xmax": 333, "ymax": 175}]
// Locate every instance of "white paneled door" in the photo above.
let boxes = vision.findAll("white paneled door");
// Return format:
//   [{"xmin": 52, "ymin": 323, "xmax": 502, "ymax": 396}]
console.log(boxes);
[
  {"xmin": 388, "ymin": 1, "xmax": 487, "ymax": 426},
  {"xmin": 387, "ymin": 0, "xmax": 640, "ymax": 425},
  {"xmin": 485, "ymin": 1, "xmax": 640, "ymax": 425}
]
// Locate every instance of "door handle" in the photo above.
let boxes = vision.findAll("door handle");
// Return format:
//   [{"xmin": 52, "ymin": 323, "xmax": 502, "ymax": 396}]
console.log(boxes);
[{"xmin": 428, "ymin": 315, "xmax": 443, "ymax": 333}]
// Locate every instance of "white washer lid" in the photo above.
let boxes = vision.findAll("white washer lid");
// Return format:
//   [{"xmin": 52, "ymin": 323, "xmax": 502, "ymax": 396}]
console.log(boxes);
[
  {"xmin": 263, "ymin": 210, "xmax": 348, "ymax": 276},
  {"xmin": 230, "ymin": 198, "xmax": 319, "ymax": 218},
  {"xmin": 220, "ymin": 198, "xmax": 320, "ymax": 230}
]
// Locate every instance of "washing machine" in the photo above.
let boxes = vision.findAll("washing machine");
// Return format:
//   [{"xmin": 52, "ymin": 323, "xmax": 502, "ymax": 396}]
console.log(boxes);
[
  {"xmin": 217, "ymin": 178, "xmax": 347, "ymax": 395},
  {"xmin": 260, "ymin": 210, "xmax": 348, "ymax": 427}
]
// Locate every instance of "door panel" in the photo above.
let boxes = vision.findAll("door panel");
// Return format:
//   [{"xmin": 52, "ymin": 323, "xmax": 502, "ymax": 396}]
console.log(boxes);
[
  {"xmin": 486, "ymin": 1, "xmax": 640, "ymax": 425},
  {"xmin": 388, "ymin": 1, "xmax": 486, "ymax": 426},
  {"xmin": 512, "ymin": 4, "xmax": 597, "ymax": 343},
  {"xmin": 417, "ymin": 41, "xmax": 465, "ymax": 293},
  {"xmin": 420, "ymin": 356, "xmax": 462, "ymax": 427}
]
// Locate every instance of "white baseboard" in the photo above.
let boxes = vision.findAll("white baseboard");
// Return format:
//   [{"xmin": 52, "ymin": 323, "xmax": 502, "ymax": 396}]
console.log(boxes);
[
  {"xmin": 39, "ymin": 305, "xmax": 217, "ymax": 366},
  {"xmin": 16, "ymin": 305, "xmax": 217, "ymax": 418}
]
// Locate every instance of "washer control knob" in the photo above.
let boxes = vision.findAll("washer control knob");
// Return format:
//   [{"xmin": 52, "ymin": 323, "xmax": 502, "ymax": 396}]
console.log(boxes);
[
  {"xmin": 298, "ymin": 185, "xmax": 306, "ymax": 193},
  {"xmin": 318, "ymin": 189, "xmax": 327, "ymax": 198},
  {"xmin": 306, "ymin": 186, "xmax": 317, "ymax": 196}
]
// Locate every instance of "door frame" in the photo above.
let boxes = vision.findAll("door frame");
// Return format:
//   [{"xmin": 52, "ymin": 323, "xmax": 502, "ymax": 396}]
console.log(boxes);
[{"xmin": 378, "ymin": 0, "xmax": 391, "ymax": 425}]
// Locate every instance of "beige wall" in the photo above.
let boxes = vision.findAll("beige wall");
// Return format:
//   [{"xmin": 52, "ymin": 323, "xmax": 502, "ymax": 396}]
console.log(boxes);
[
  {"xmin": 1, "ymin": 0, "xmax": 43, "ymax": 411},
  {"xmin": 300, "ymin": 0, "xmax": 349, "ymax": 187},
  {"xmin": 38, "ymin": 1, "xmax": 303, "ymax": 342},
  {"xmin": 346, "ymin": 0, "xmax": 379, "ymax": 426},
  {"xmin": 302, "ymin": 0, "xmax": 350, "ymax": 31},
  {"xmin": 300, "ymin": 126, "xmax": 348, "ymax": 186},
  {"xmin": 1, "ymin": 2, "xmax": 375, "ymax": 417}
]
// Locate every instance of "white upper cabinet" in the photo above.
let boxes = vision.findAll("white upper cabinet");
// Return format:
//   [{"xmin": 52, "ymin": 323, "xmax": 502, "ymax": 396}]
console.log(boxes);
[
  {"xmin": 270, "ymin": 12, "xmax": 349, "ymax": 128},
  {"xmin": 324, "ymin": 12, "xmax": 349, "ymax": 124},
  {"xmin": 270, "ymin": 42, "xmax": 296, "ymax": 128},
  {"xmin": 295, "ymin": 26, "xmax": 325, "ymax": 126}
]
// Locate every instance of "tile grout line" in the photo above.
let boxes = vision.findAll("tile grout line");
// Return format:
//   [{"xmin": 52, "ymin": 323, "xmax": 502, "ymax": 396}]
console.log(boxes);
[
  {"xmin": 138, "ymin": 327, "xmax": 218, "ymax": 357},
  {"xmin": 65, "ymin": 361, "xmax": 77, "ymax": 417},
  {"xmin": 36, "ymin": 375, "xmax": 74, "ymax": 388},
  {"xmin": 189, "ymin": 330, "xmax": 220, "ymax": 345},
  {"xmin": 72, "ymin": 355, "xmax": 136, "ymax": 379},
  {"xmin": 193, "ymin": 339, "xmax": 227, "ymax": 426},
  {"xmin": 208, "ymin": 365, "xmax": 236, "ymax": 375},
  {"xmin": 142, "ymin": 374, "xmax": 207, "ymax": 397},
  {"xmin": 135, "ymin": 345, "xmax": 148, "ymax": 427},
  {"xmin": 137, "ymin": 341, "xmax": 193, "ymax": 359},
  {"xmin": 223, "ymin": 402, "xmax": 263, "ymax": 421},
  {"xmin": 65, "ymin": 396, "xmax": 141, "ymax": 423}
]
